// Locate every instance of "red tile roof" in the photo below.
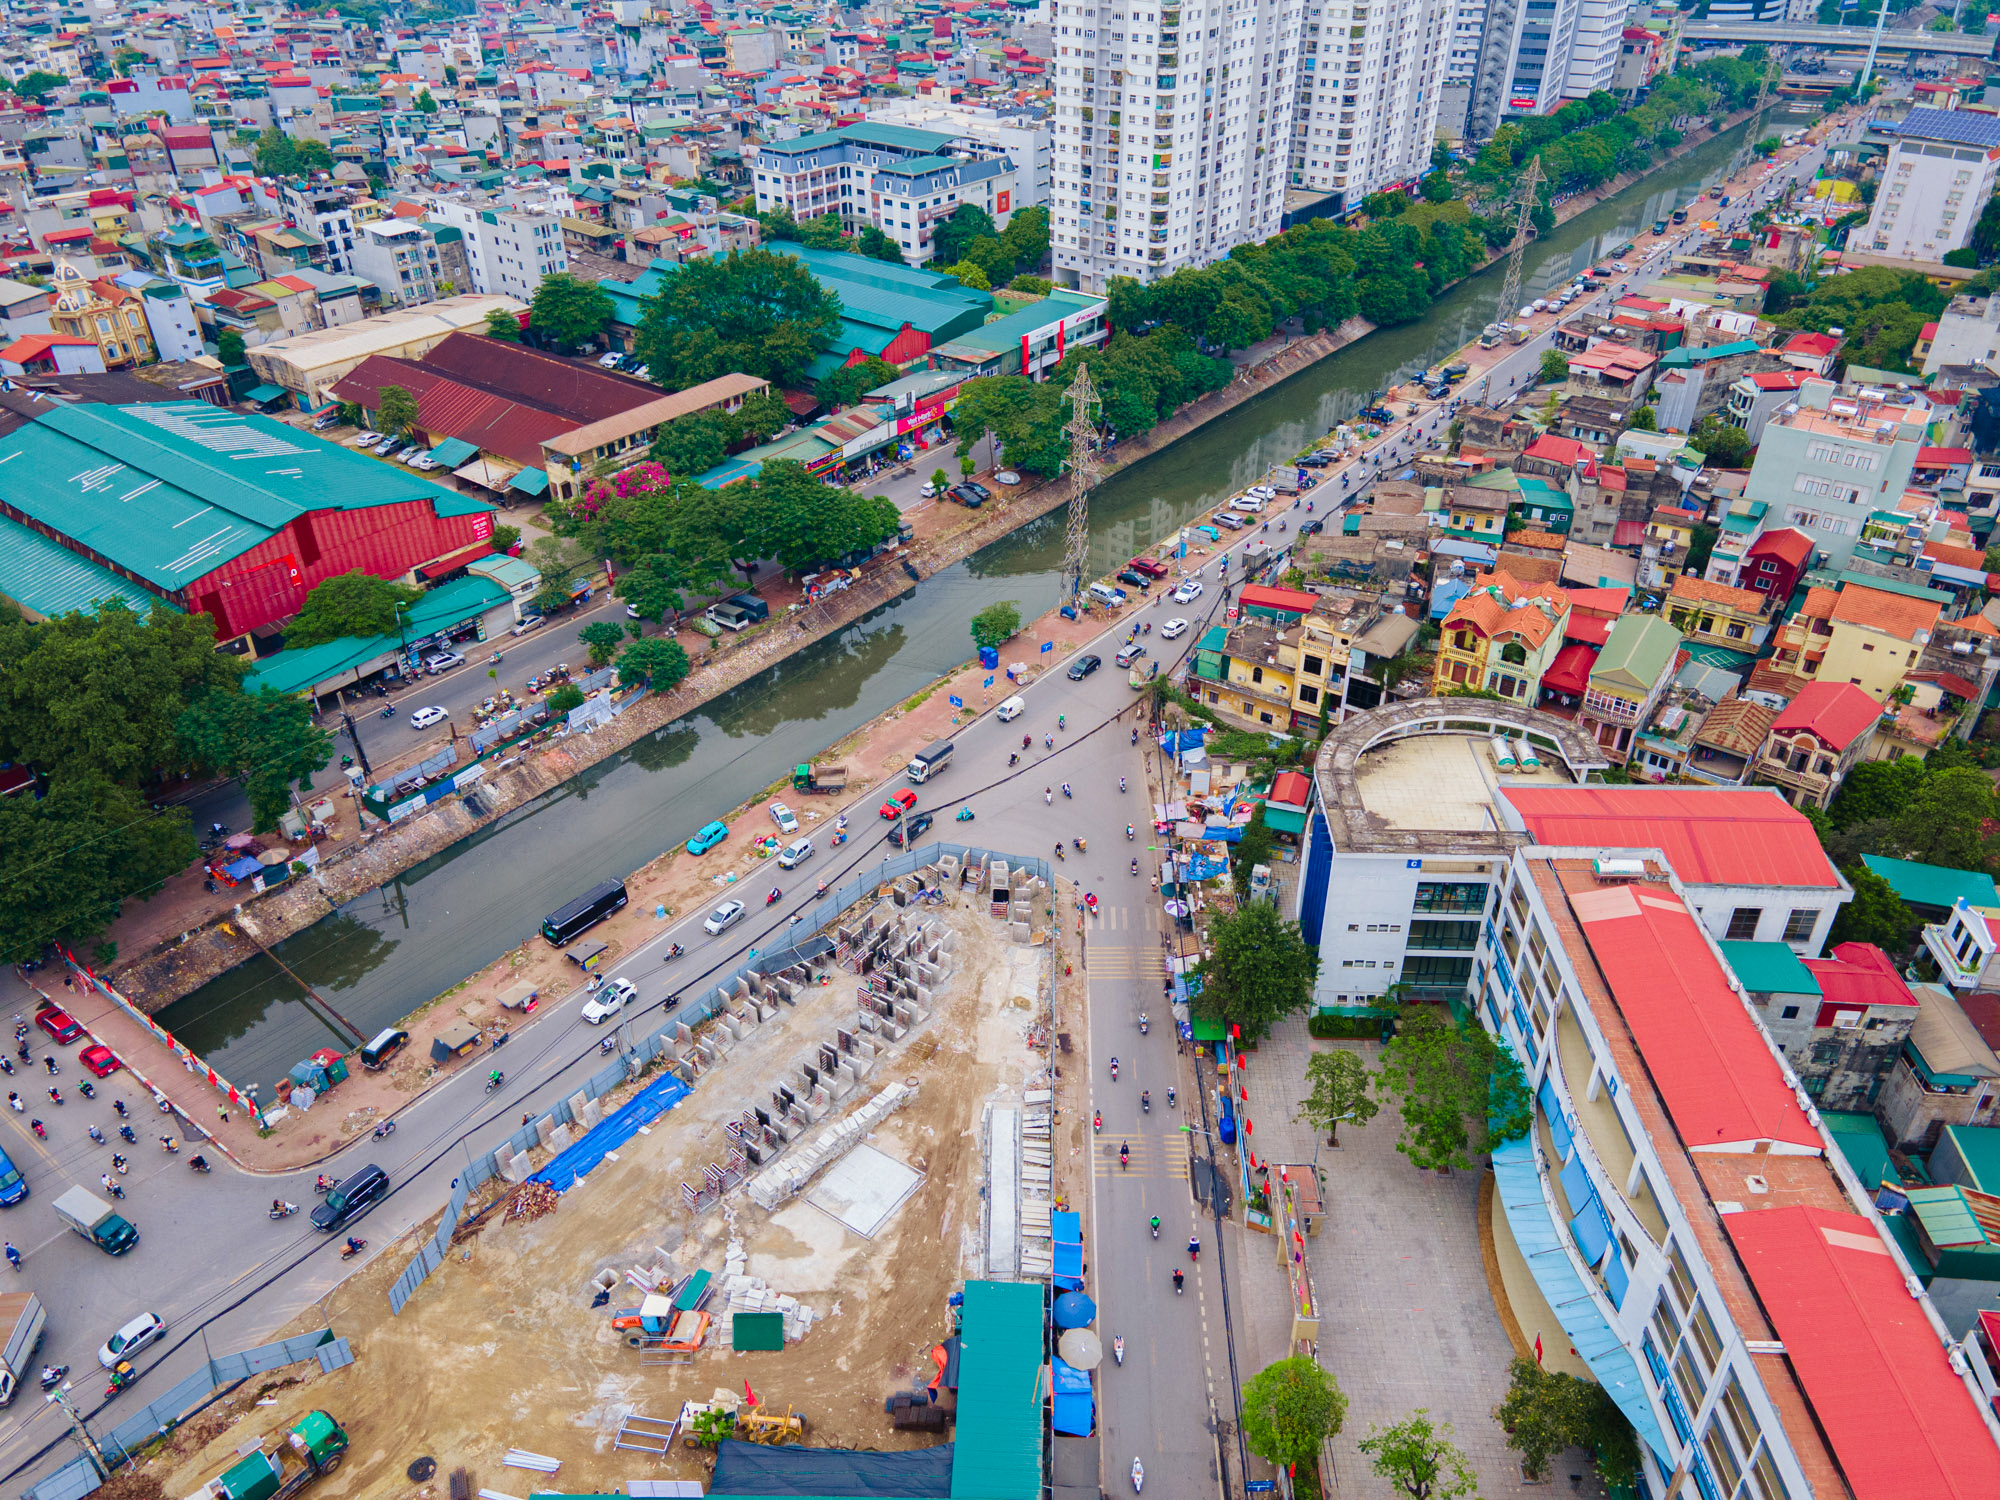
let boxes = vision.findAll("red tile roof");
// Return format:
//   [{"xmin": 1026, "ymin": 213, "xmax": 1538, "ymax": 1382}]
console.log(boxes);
[
  {"xmin": 1829, "ymin": 583, "xmax": 1942, "ymax": 641},
  {"xmin": 1269, "ymin": 770, "xmax": 1311, "ymax": 808},
  {"xmin": 1503, "ymin": 786, "xmax": 1842, "ymax": 888},
  {"xmin": 1522, "ymin": 434, "xmax": 1591, "ymax": 467},
  {"xmin": 1238, "ymin": 583, "xmax": 1319, "ymax": 615},
  {"xmin": 1749, "ymin": 370, "xmax": 1811, "ymax": 392},
  {"xmin": 1801, "ymin": 942, "xmax": 1918, "ymax": 1021},
  {"xmin": 1918, "ymin": 446, "xmax": 1974, "ymax": 466},
  {"xmin": 1563, "ymin": 876, "xmax": 1821, "ymax": 1148},
  {"xmin": 1783, "ymin": 332, "xmax": 1841, "ymax": 357},
  {"xmin": 1746, "ymin": 527, "xmax": 1813, "ymax": 568},
  {"xmin": 1770, "ymin": 680, "xmax": 1882, "ymax": 752},
  {"xmin": 1724, "ymin": 1205, "xmax": 2000, "ymax": 1500},
  {"xmin": 1542, "ymin": 641, "xmax": 1598, "ymax": 695}
]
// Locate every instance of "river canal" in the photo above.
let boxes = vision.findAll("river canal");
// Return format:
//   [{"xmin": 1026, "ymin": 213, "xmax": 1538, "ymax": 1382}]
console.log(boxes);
[{"xmin": 159, "ymin": 108, "xmax": 1817, "ymax": 1091}]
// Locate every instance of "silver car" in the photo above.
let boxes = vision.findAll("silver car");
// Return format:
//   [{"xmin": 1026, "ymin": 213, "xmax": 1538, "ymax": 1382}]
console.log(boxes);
[{"xmin": 704, "ymin": 899, "xmax": 746, "ymax": 934}]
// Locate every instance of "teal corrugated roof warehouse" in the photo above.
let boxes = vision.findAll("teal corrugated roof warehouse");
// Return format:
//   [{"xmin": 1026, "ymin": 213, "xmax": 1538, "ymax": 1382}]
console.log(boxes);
[{"xmin": 950, "ymin": 1280, "xmax": 1045, "ymax": 1500}]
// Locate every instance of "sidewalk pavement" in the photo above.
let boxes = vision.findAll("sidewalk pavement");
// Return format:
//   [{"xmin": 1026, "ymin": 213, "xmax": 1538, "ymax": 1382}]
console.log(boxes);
[{"xmin": 1221, "ymin": 1020, "xmax": 1607, "ymax": 1500}]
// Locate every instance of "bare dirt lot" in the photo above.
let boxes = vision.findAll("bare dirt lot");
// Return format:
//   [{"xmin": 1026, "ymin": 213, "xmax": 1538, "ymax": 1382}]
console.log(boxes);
[{"xmin": 125, "ymin": 896, "xmax": 1063, "ymax": 1500}]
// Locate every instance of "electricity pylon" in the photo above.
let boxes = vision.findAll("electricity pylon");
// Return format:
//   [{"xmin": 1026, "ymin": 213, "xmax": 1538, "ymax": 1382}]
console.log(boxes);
[
  {"xmin": 1496, "ymin": 155, "xmax": 1547, "ymax": 325},
  {"xmin": 1058, "ymin": 362, "xmax": 1101, "ymax": 608}
]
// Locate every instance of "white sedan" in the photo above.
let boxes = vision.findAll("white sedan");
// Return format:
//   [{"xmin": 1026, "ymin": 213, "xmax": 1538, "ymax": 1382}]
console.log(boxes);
[
  {"xmin": 769, "ymin": 802, "xmax": 800, "ymax": 834},
  {"xmin": 1160, "ymin": 617, "xmax": 1190, "ymax": 640},
  {"xmin": 409, "ymin": 706, "xmax": 450, "ymax": 730},
  {"xmin": 581, "ymin": 976, "xmax": 637, "ymax": 1025},
  {"xmin": 98, "ymin": 1311, "xmax": 166, "ymax": 1369},
  {"xmin": 1173, "ymin": 580, "xmax": 1205, "ymax": 605},
  {"xmin": 704, "ymin": 899, "xmax": 746, "ymax": 934}
]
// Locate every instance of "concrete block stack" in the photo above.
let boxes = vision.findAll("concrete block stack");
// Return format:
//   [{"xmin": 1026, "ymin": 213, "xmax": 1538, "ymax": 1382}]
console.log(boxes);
[
  {"xmin": 719, "ymin": 1239, "xmax": 819, "ymax": 1341},
  {"xmin": 743, "ymin": 1079, "xmax": 916, "ymax": 1210}
]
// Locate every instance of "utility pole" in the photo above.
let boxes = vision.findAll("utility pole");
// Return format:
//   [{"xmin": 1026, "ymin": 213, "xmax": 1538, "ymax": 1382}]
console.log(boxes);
[
  {"xmin": 339, "ymin": 709, "xmax": 373, "ymax": 781},
  {"xmin": 1859, "ymin": 0, "xmax": 1889, "ymax": 94},
  {"xmin": 45, "ymin": 1381, "xmax": 109, "ymax": 1478},
  {"xmin": 1495, "ymin": 155, "xmax": 1546, "ymax": 328},
  {"xmin": 1057, "ymin": 362, "xmax": 1101, "ymax": 611}
]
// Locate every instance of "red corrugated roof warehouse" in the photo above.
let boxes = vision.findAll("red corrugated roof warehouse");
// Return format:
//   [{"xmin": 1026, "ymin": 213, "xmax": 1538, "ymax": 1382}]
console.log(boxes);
[{"xmin": 1502, "ymin": 786, "xmax": 1841, "ymax": 889}]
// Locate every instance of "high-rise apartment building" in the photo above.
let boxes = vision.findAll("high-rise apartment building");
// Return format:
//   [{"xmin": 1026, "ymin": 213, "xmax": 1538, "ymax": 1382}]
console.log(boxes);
[
  {"xmin": 1465, "ymin": 0, "xmax": 1625, "ymax": 139},
  {"xmin": 1051, "ymin": 0, "xmax": 1305, "ymax": 293},
  {"xmin": 1862, "ymin": 108, "xmax": 2000, "ymax": 267},
  {"xmin": 1289, "ymin": 0, "xmax": 1454, "ymax": 207}
]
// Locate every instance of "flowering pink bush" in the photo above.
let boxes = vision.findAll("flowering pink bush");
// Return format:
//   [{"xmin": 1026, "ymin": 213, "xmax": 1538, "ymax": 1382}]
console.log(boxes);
[{"xmin": 563, "ymin": 460, "xmax": 675, "ymax": 525}]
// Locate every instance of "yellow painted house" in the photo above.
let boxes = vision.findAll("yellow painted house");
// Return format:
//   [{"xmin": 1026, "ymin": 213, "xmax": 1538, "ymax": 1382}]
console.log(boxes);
[{"xmin": 1433, "ymin": 572, "xmax": 1571, "ymax": 703}]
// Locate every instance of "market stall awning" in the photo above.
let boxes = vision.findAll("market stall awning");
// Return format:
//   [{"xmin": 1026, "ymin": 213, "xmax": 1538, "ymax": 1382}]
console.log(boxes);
[
  {"xmin": 242, "ymin": 382, "xmax": 288, "ymax": 404},
  {"xmin": 508, "ymin": 466, "xmax": 550, "ymax": 496},
  {"xmin": 453, "ymin": 456, "xmax": 522, "ymax": 491},
  {"xmin": 428, "ymin": 436, "xmax": 479, "ymax": 468},
  {"xmin": 414, "ymin": 542, "xmax": 492, "ymax": 581}
]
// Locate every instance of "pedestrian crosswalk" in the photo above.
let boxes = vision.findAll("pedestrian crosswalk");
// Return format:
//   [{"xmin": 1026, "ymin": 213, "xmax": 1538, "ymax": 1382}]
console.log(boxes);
[
  {"xmin": 1091, "ymin": 1135, "xmax": 1189, "ymax": 1180},
  {"xmin": 1088, "ymin": 944, "xmax": 1165, "ymax": 980}
]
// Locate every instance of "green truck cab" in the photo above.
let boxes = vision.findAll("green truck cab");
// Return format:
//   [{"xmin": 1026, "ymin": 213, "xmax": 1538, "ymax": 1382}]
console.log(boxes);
[{"xmin": 203, "ymin": 1413, "xmax": 350, "ymax": 1500}]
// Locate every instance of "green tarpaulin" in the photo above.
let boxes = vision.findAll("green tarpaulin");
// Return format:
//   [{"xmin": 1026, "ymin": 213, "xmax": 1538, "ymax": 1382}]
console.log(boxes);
[
  {"xmin": 732, "ymin": 1311, "xmax": 784, "ymax": 1352},
  {"xmin": 428, "ymin": 437, "xmax": 479, "ymax": 467}
]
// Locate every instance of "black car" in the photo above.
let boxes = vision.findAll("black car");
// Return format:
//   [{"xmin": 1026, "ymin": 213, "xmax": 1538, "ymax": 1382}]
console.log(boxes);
[
  {"xmin": 1300, "ymin": 519, "xmax": 1325, "ymax": 536},
  {"xmin": 311, "ymin": 1164, "xmax": 389, "ymax": 1231},
  {"xmin": 1116, "ymin": 569, "xmax": 1152, "ymax": 591},
  {"xmin": 890, "ymin": 811, "xmax": 934, "ymax": 848},
  {"xmin": 949, "ymin": 485, "xmax": 984, "ymax": 508},
  {"xmin": 1300, "ymin": 452, "xmax": 1336, "ymax": 468},
  {"xmin": 1067, "ymin": 654, "xmax": 1102, "ymax": 681},
  {"xmin": 961, "ymin": 480, "xmax": 994, "ymax": 503}
]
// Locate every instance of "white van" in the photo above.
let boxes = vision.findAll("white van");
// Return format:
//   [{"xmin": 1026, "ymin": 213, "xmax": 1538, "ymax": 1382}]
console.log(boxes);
[
  {"xmin": 1088, "ymin": 582, "xmax": 1127, "ymax": 607},
  {"xmin": 996, "ymin": 695, "xmax": 1027, "ymax": 722}
]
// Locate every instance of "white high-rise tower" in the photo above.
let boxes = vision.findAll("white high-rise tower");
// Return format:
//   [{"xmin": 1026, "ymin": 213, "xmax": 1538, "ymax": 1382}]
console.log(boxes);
[{"xmin": 1288, "ymin": 0, "xmax": 1456, "ymax": 208}]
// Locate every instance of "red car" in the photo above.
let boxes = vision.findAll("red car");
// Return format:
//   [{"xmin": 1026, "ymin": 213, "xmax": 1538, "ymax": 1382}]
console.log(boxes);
[
  {"xmin": 1127, "ymin": 558, "xmax": 1170, "ymax": 579},
  {"xmin": 35, "ymin": 1007, "xmax": 82, "ymax": 1044},
  {"xmin": 880, "ymin": 789, "xmax": 918, "ymax": 819},
  {"xmin": 79, "ymin": 1045, "xmax": 120, "ymax": 1079}
]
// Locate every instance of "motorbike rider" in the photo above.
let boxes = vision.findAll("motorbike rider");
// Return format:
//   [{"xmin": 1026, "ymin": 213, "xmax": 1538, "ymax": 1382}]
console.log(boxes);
[
  {"xmin": 1172, "ymin": 1268, "xmax": 1184, "ymax": 1292},
  {"xmin": 1150, "ymin": 1215, "xmax": 1160, "ymax": 1236}
]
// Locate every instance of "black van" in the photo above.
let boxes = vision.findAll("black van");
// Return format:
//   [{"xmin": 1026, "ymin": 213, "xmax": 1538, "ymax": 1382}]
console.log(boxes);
[
  {"xmin": 312, "ymin": 1164, "xmax": 389, "ymax": 1231},
  {"xmin": 359, "ymin": 1028, "xmax": 410, "ymax": 1071}
]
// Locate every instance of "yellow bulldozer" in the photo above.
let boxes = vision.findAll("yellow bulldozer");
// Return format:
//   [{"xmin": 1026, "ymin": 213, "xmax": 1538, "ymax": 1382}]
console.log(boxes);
[{"xmin": 679, "ymin": 1398, "xmax": 806, "ymax": 1449}]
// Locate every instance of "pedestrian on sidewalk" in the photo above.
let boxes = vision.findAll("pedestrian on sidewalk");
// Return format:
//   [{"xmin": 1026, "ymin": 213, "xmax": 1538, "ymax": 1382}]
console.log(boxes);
[{"xmin": 217, "ymin": 1106, "xmax": 230, "ymax": 1126}]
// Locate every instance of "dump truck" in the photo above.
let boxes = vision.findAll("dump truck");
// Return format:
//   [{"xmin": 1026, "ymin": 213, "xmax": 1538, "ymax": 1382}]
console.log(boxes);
[
  {"xmin": 0, "ymin": 1291, "xmax": 46, "ymax": 1406},
  {"xmin": 792, "ymin": 763, "xmax": 849, "ymax": 795},
  {"xmin": 193, "ymin": 1412, "xmax": 350, "ymax": 1500},
  {"xmin": 52, "ymin": 1185, "xmax": 137, "ymax": 1256}
]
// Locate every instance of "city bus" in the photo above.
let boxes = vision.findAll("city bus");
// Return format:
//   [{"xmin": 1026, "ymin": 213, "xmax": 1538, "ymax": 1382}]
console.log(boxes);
[{"xmin": 541, "ymin": 880, "xmax": 629, "ymax": 946}]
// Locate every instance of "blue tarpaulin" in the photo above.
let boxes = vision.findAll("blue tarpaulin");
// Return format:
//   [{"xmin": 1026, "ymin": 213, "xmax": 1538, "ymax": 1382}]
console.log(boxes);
[
  {"xmin": 222, "ymin": 856, "xmax": 263, "ymax": 880},
  {"xmin": 1052, "ymin": 1209, "xmax": 1083, "ymax": 1290},
  {"xmin": 1180, "ymin": 855, "xmax": 1228, "ymax": 882},
  {"xmin": 1159, "ymin": 727, "xmax": 1208, "ymax": 754},
  {"xmin": 530, "ymin": 1071, "xmax": 691, "ymax": 1193},
  {"xmin": 1051, "ymin": 1358, "xmax": 1094, "ymax": 1437}
]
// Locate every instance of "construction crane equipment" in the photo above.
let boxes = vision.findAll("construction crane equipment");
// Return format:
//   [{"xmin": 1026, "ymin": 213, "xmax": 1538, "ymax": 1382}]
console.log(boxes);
[
  {"xmin": 1058, "ymin": 362, "xmax": 1101, "ymax": 610},
  {"xmin": 1495, "ymin": 156, "xmax": 1547, "ymax": 326}
]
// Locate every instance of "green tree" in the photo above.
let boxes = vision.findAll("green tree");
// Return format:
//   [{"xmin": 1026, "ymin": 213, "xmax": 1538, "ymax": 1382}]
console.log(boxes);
[
  {"xmin": 529, "ymin": 272, "xmax": 615, "ymax": 353},
  {"xmin": 616, "ymin": 635, "xmax": 691, "ymax": 691},
  {"xmin": 735, "ymin": 389, "xmax": 791, "ymax": 443},
  {"xmin": 375, "ymin": 384, "xmax": 419, "ymax": 438},
  {"xmin": 491, "ymin": 523, "xmax": 520, "ymax": 555},
  {"xmin": 1494, "ymin": 1358, "xmax": 1641, "ymax": 1488},
  {"xmin": 579, "ymin": 620, "xmax": 627, "ymax": 668},
  {"xmin": 1297, "ymin": 1049, "xmax": 1379, "ymax": 1146},
  {"xmin": 998, "ymin": 205, "xmax": 1051, "ymax": 278},
  {"xmin": 528, "ymin": 536, "xmax": 595, "ymax": 613},
  {"xmin": 632, "ymin": 249, "xmax": 842, "ymax": 390},
  {"xmin": 1231, "ymin": 804, "xmax": 1275, "ymax": 900},
  {"xmin": 1829, "ymin": 755, "xmax": 1929, "ymax": 829},
  {"xmin": 856, "ymin": 224, "xmax": 904, "ymax": 264},
  {"xmin": 0, "ymin": 600, "xmax": 245, "ymax": 786},
  {"xmin": 650, "ymin": 409, "xmax": 738, "ymax": 478},
  {"xmin": 1012, "ymin": 274, "xmax": 1054, "ymax": 296},
  {"xmin": 1376, "ymin": 1007, "xmax": 1531, "ymax": 1172},
  {"xmin": 1828, "ymin": 864, "xmax": 1916, "ymax": 952},
  {"xmin": 1894, "ymin": 766, "xmax": 1997, "ymax": 869},
  {"xmin": 1688, "ymin": 416, "xmax": 1750, "ymax": 468},
  {"xmin": 415, "ymin": 87, "xmax": 438, "ymax": 114},
  {"xmin": 969, "ymin": 601, "xmax": 1021, "ymax": 649},
  {"xmin": 1419, "ymin": 171, "xmax": 1453, "ymax": 204},
  {"xmin": 1241, "ymin": 1358, "xmax": 1348, "ymax": 1471},
  {"xmin": 252, "ymin": 127, "xmax": 331, "ymax": 176},
  {"xmin": 14, "ymin": 70, "xmax": 66, "ymax": 102},
  {"xmin": 1191, "ymin": 900, "xmax": 1318, "ymax": 1043},
  {"xmin": 336, "ymin": 400, "xmax": 365, "ymax": 426},
  {"xmin": 546, "ymin": 683, "xmax": 586, "ymax": 715},
  {"xmin": 176, "ymin": 686, "xmax": 333, "ymax": 833},
  {"xmin": 931, "ymin": 467, "xmax": 950, "ymax": 495},
  {"xmin": 0, "ymin": 773, "xmax": 196, "ymax": 966},
  {"xmin": 614, "ymin": 555, "xmax": 693, "ymax": 624},
  {"xmin": 1538, "ymin": 349, "xmax": 1570, "ymax": 383},
  {"xmin": 960, "ymin": 452, "xmax": 977, "ymax": 479},
  {"xmin": 945, "ymin": 260, "xmax": 992, "ymax": 291},
  {"xmin": 283, "ymin": 571, "xmax": 423, "ymax": 650},
  {"xmin": 734, "ymin": 461, "xmax": 898, "ymax": 573},
  {"xmin": 933, "ymin": 203, "xmax": 999, "ymax": 266},
  {"xmin": 484, "ymin": 307, "xmax": 522, "ymax": 342},
  {"xmin": 215, "ymin": 328, "xmax": 246, "ymax": 366},
  {"xmin": 1358, "ymin": 1412, "xmax": 1480, "ymax": 1500},
  {"xmin": 1628, "ymin": 405, "xmax": 1658, "ymax": 432},
  {"xmin": 816, "ymin": 355, "xmax": 898, "ymax": 411}
]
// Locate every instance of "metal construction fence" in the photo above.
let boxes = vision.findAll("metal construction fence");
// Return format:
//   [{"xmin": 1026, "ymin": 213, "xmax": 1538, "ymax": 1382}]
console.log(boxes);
[
  {"xmin": 21, "ymin": 1331, "xmax": 351, "ymax": 1500},
  {"xmin": 385, "ymin": 840, "xmax": 1052, "ymax": 1315}
]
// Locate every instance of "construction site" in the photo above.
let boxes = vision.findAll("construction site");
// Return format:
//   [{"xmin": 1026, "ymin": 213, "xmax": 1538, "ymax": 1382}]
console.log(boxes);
[{"xmin": 104, "ymin": 855, "xmax": 1078, "ymax": 1500}]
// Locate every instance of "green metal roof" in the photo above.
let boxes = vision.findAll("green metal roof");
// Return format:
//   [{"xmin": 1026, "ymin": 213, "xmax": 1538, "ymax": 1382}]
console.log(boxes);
[
  {"xmin": 1905, "ymin": 1184, "xmax": 1996, "ymax": 1249},
  {"xmin": 1936, "ymin": 1124, "xmax": 2000, "ymax": 1193},
  {"xmin": 759, "ymin": 120, "xmax": 955, "ymax": 156},
  {"xmin": 429, "ymin": 436, "xmax": 479, "ymax": 467},
  {"xmin": 949, "ymin": 1281, "xmax": 1045, "ymax": 1500},
  {"xmin": 1718, "ymin": 940, "xmax": 1821, "ymax": 997},
  {"xmin": 1588, "ymin": 613, "xmax": 1681, "ymax": 695},
  {"xmin": 1657, "ymin": 340, "xmax": 1761, "ymax": 369},
  {"xmin": 1680, "ymin": 641, "xmax": 1755, "ymax": 670},
  {"xmin": 0, "ymin": 403, "xmax": 493, "ymax": 595},
  {"xmin": 875, "ymin": 153, "xmax": 960, "ymax": 177},
  {"xmin": 1860, "ymin": 854, "xmax": 2000, "ymax": 913},
  {"xmin": 242, "ymin": 382, "xmax": 288, "ymax": 403},
  {"xmin": 0, "ymin": 513, "xmax": 180, "ymax": 619},
  {"xmin": 509, "ymin": 467, "xmax": 550, "ymax": 496},
  {"xmin": 935, "ymin": 290, "xmax": 1104, "ymax": 358},
  {"xmin": 244, "ymin": 576, "xmax": 508, "ymax": 697}
]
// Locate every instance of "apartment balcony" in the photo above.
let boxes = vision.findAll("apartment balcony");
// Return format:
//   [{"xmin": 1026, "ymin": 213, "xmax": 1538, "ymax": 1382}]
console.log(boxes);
[
  {"xmin": 1921, "ymin": 923, "xmax": 1986, "ymax": 990},
  {"xmin": 1581, "ymin": 692, "xmax": 1644, "ymax": 725},
  {"xmin": 1753, "ymin": 751, "xmax": 1836, "ymax": 809}
]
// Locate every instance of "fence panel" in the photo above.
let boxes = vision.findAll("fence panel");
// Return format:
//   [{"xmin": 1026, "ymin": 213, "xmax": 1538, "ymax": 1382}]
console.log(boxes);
[{"xmin": 20, "ymin": 1453, "xmax": 103, "ymax": 1500}]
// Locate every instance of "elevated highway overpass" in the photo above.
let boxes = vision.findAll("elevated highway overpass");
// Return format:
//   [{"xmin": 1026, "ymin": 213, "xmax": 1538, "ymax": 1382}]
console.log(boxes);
[{"xmin": 1679, "ymin": 20, "xmax": 1996, "ymax": 58}]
